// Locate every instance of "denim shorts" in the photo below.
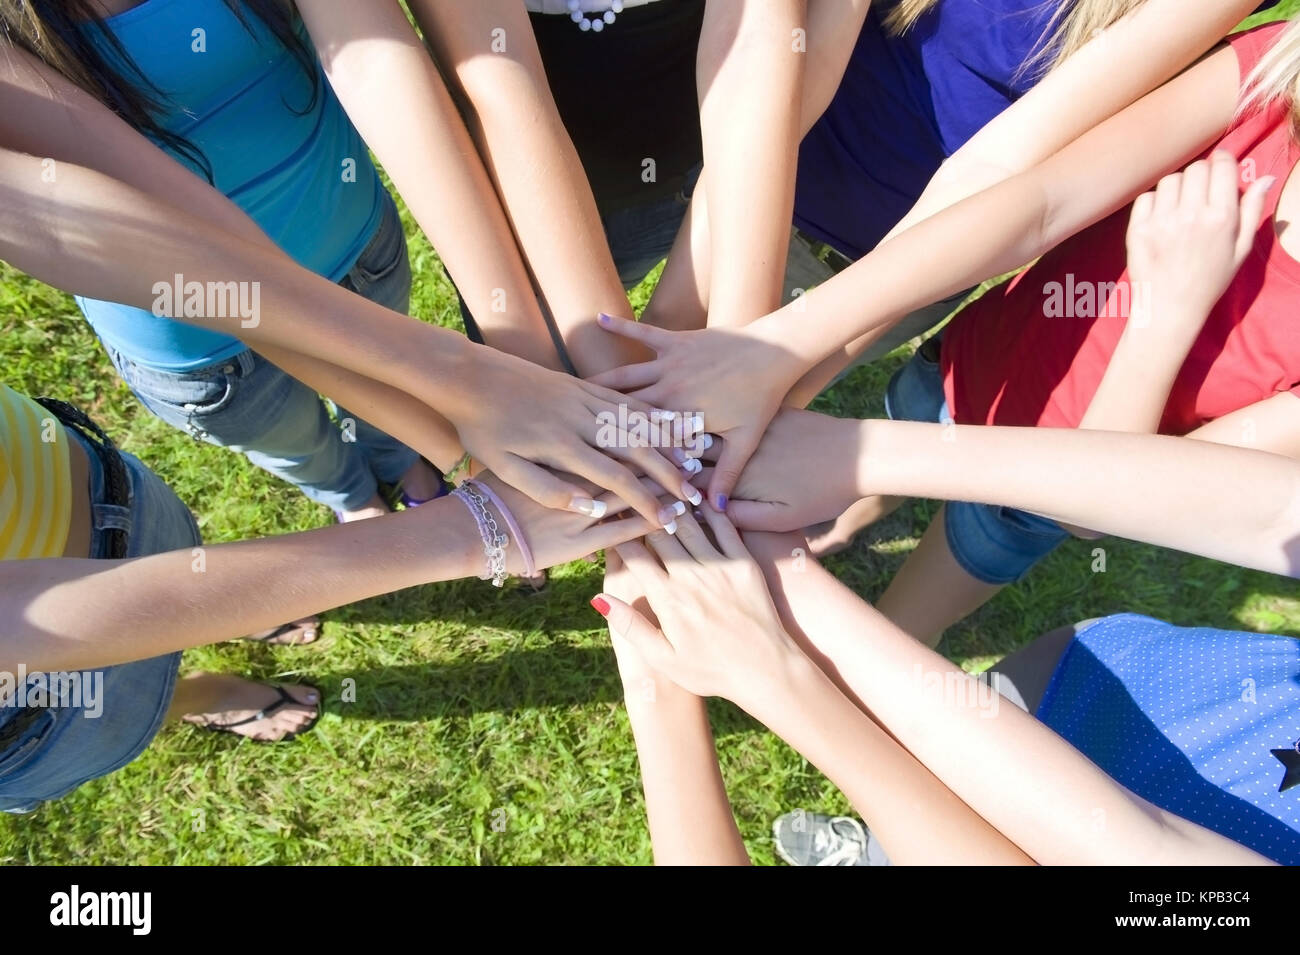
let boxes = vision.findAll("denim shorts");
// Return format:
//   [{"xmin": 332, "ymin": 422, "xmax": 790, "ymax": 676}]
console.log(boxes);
[
  {"xmin": 0, "ymin": 430, "xmax": 198, "ymax": 813},
  {"xmin": 885, "ymin": 340, "xmax": 1069, "ymax": 585}
]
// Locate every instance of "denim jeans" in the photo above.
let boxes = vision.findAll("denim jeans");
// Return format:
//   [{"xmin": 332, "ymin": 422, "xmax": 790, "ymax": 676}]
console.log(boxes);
[
  {"xmin": 602, "ymin": 164, "xmax": 703, "ymax": 289},
  {"xmin": 885, "ymin": 338, "xmax": 1069, "ymax": 584},
  {"xmin": 0, "ymin": 430, "xmax": 198, "ymax": 813},
  {"xmin": 454, "ymin": 166, "xmax": 703, "ymax": 359},
  {"xmin": 103, "ymin": 194, "xmax": 419, "ymax": 512}
]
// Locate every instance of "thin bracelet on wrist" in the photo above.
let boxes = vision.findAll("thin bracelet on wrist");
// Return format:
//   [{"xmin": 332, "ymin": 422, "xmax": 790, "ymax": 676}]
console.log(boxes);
[
  {"xmin": 471, "ymin": 479, "xmax": 536, "ymax": 579},
  {"xmin": 451, "ymin": 482, "xmax": 509, "ymax": 586},
  {"xmin": 445, "ymin": 452, "xmax": 473, "ymax": 486}
]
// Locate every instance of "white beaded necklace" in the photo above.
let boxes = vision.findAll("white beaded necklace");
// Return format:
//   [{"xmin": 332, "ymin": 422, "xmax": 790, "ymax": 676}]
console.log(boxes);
[{"xmin": 566, "ymin": 0, "xmax": 624, "ymax": 33}]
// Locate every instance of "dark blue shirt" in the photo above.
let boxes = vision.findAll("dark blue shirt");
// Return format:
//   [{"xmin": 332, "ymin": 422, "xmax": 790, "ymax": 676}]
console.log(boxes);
[{"xmin": 795, "ymin": 0, "xmax": 1277, "ymax": 260}]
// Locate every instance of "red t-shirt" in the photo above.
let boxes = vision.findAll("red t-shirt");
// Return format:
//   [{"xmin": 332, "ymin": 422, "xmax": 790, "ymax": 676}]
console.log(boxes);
[{"xmin": 941, "ymin": 22, "xmax": 1300, "ymax": 435}]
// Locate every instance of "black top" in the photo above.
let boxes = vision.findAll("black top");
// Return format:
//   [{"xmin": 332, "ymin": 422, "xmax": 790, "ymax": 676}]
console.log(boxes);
[{"xmin": 529, "ymin": 0, "xmax": 705, "ymax": 208}]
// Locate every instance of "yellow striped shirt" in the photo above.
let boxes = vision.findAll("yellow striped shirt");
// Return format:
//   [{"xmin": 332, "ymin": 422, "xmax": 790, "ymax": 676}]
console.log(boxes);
[{"xmin": 0, "ymin": 383, "xmax": 71, "ymax": 560}]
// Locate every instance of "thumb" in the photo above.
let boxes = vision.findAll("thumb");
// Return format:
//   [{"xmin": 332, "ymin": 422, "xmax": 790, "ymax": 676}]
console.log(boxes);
[
  {"xmin": 1234, "ymin": 175, "xmax": 1276, "ymax": 268},
  {"xmin": 706, "ymin": 430, "xmax": 759, "ymax": 513},
  {"xmin": 724, "ymin": 498, "xmax": 794, "ymax": 533},
  {"xmin": 592, "ymin": 593, "xmax": 675, "ymax": 670}
]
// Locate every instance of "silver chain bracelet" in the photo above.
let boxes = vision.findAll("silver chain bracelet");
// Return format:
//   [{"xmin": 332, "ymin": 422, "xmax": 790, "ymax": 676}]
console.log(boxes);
[{"xmin": 452, "ymin": 482, "xmax": 510, "ymax": 587}]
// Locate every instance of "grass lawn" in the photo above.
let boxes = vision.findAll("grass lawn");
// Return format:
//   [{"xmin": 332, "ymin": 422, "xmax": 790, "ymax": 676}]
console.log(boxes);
[{"xmin": 3, "ymin": 5, "xmax": 1299, "ymax": 865}]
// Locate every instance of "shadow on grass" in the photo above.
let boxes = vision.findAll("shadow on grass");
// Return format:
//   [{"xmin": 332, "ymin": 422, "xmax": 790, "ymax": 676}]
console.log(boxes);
[{"xmin": 300, "ymin": 644, "xmax": 763, "ymax": 739}]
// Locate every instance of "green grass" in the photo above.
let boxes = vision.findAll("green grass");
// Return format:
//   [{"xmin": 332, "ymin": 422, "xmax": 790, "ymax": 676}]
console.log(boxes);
[{"xmin": 3, "ymin": 5, "xmax": 1300, "ymax": 864}]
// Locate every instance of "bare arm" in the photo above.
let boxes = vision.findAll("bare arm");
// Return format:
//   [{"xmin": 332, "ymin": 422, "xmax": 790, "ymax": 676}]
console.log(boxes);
[
  {"xmin": 645, "ymin": 0, "xmax": 869, "ymax": 331},
  {"xmin": 885, "ymin": 0, "xmax": 1263, "ymax": 244},
  {"xmin": 741, "ymin": 535, "xmax": 1271, "ymax": 865},
  {"xmin": 604, "ymin": 552, "xmax": 749, "ymax": 866},
  {"xmin": 779, "ymin": 42, "xmax": 1243, "ymax": 396},
  {"xmin": 690, "ymin": 0, "xmax": 807, "ymax": 328},
  {"xmin": 298, "ymin": 0, "xmax": 564, "ymax": 370},
  {"xmin": 408, "ymin": 0, "xmax": 646, "ymax": 377},
  {"xmin": 2, "ymin": 475, "xmax": 656, "ymax": 675},
  {"xmin": 593, "ymin": 43, "xmax": 1244, "ymax": 506},
  {"xmin": 0, "ymin": 147, "xmax": 694, "ymax": 524},
  {"xmin": 1080, "ymin": 152, "xmax": 1273, "ymax": 434},
  {"xmin": 601, "ymin": 511, "xmax": 1270, "ymax": 863},
  {"xmin": 726, "ymin": 407, "xmax": 1300, "ymax": 578},
  {"xmin": 603, "ymin": 520, "xmax": 1032, "ymax": 866}
]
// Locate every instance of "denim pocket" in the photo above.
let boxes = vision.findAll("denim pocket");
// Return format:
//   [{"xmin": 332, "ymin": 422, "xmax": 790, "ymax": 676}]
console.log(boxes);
[
  {"xmin": 346, "ymin": 198, "xmax": 407, "ymax": 287},
  {"xmin": 110, "ymin": 348, "xmax": 240, "ymax": 418},
  {"xmin": 0, "ymin": 708, "xmax": 56, "ymax": 783}
]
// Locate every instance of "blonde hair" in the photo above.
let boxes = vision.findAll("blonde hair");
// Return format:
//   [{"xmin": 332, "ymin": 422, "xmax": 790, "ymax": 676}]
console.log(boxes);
[
  {"xmin": 884, "ymin": 0, "xmax": 1150, "ymax": 78},
  {"xmin": 1239, "ymin": 16, "xmax": 1300, "ymax": 134}
]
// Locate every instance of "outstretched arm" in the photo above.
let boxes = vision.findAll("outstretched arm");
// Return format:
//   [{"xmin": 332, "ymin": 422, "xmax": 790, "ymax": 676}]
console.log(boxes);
[
  {"xmin": 604, "ymin": 551, "xmax": 749, "ymax": 866},
  {"xmin": 408, "ymin": 0, "xmax": 647, "ymax": 377},
  {"xmin": 600, "ymin": 514, "xmax": 1033, "ymax": 866},
  {"xmin": 726, "ymin": 407, "xmax": 1300, "ymax": 578},
  {"xmin": 688, "ymin": 0, "xmax": 807, "ymax": 329},
  {"xmin": 0, "ymin": 148, "xmax": 693, "ymax": 526},
  {"xmin": 598, "ymin": 510, "xmax": 1271, "ymax": 865},
  {"xmin": 2, "ymin": 474, "xmax": 655, "ymax": 675},
  {"xmin": 795, "ymin": 0, "xmax": 1264, "ymax": 397},
  {"xmin": 740, "ymin": 530, "xmax": 1272, "ymax": 866},
  {"xmin": 298, "ymin": 0, "xmax": 564, "ymax": 370},
  {"xmin": 645, "ymin": 0, "xmax": 870, "ymax": 331},
  {"xmin": 591, "ymin": 40, "xmax": 1244, "ymax": 508}
]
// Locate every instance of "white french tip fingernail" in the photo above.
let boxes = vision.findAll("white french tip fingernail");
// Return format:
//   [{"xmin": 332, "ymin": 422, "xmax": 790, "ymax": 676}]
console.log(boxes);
[
  {"xmin": 672, "ymin": 500, "xmax": 687, "ymax": 516},
  {"xmin": 687, "ymin": 413, "xmax": 704, "ymax": 433},
  {"xmin": 663, "ymin": 520, "xmax": 678, "ymax": 535},
  {"xmin": 700, "ymin": 433, "xmax": 713, "ymax": 451},
  {"xmin": 683, "ymin": 457, "xmax": 703, "ymax": 475},
  {"xmin": 569, "ymin": 496, "xmax": 607, "ymax": 518},
  {"xmin": 682, "ymin": 483, "xmax": 703, "ymax": 506}
]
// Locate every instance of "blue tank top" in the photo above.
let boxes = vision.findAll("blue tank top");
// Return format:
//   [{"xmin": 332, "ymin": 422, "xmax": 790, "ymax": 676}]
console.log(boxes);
[
  {"xmin": 795, "ymin": 0, "xmax": 1279, "ymax": 260},
  {"xmin": 75, "ymin": 0, "xmax": 386, "ymax": 370},
  {"xmin": 1037, "ymin": 613, "xmax": 1300, "ymax": 865}
]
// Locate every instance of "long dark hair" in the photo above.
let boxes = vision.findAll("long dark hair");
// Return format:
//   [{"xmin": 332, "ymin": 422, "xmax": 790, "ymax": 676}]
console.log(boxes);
[{"xmin": 0, "ymin": 0, "xmax": 319, "ymax": 179}]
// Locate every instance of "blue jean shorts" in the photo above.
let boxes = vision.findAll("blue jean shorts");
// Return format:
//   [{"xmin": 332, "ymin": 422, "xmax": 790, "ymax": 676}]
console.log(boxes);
[
  {"xmin": 885, "ymin": 340, "xmax": 1069, "ymax": 585},
  {"xmin": 0, "ymin": 430, "xmax": 197, "ymax": 813}
]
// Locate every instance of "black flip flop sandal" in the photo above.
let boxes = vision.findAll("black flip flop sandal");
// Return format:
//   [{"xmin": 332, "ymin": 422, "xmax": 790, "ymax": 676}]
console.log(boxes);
[
  {"xmin": 242, "ymin": 619, "xmax": 321, "ymax": 646},
  {"xmin": 194, "ymin": 684, "xmax": 322, "ymax": 743}
]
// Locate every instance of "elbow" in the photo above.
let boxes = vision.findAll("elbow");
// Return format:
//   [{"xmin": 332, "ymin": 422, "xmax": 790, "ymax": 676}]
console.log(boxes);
[{"xmin": 454, "ymin": 58, "xmax": 552, "ymax": 127}]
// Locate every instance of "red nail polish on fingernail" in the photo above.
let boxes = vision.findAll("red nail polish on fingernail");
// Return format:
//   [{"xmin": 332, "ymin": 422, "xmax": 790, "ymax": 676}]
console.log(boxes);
[{"xmin": 590, "ymin": 596, "xmax": 611, "ymax": 616}]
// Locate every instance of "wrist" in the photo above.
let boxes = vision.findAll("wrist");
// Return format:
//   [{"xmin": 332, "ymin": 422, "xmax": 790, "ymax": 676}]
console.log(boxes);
[
  {"xmin": 418, "ymin": 331, "xmax": 487, "ymax": 422},
  {"xmin": 732, "ymin": 636, "xmax": 819, "ymax": 718},
  {"xmin": 1124, "ymin": 296, "xmax": 1210, "ymax": 350},
  {"xmin": 746, "ymin": 312, "xmax": 812, "ymax": 392},
  {"xmin": 853, "ymin": 418, "xmax": 884, "ymax": 499},
  {"xmin": 621, "ymin": 670, "xmax": 705, "ymax": 716}
]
